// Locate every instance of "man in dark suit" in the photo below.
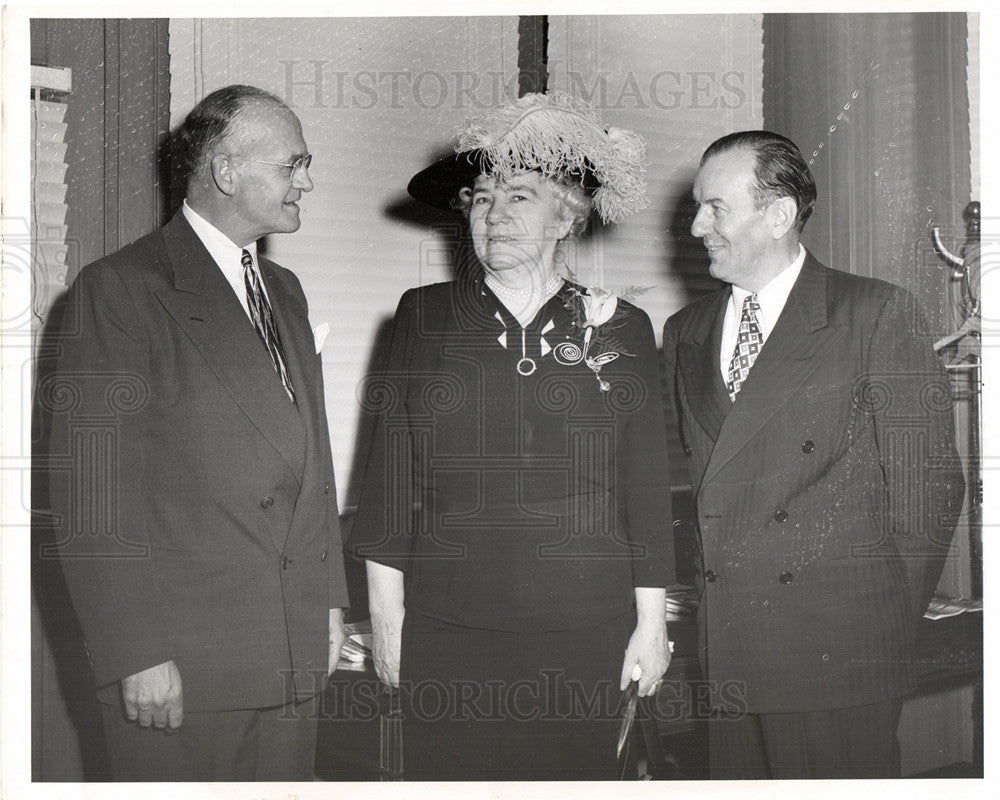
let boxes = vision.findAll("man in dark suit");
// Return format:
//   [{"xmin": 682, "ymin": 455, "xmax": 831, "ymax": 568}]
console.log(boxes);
[
  {"xmin": 45, "ymin": 85, "xmax": 348, "ymax": 780},
  {"xmin": 662, "ymin": 130, "xmax": 965, "ymax": 778}
]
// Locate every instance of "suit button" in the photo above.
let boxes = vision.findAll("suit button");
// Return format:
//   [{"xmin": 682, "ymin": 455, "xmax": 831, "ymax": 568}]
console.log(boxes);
[
  {"xmin": 324, "ymin": 481, "xmax": 330, "ymax": 494},
  {"xmin": 779, "ymin": 571, "xmax": 794, "ymax": 584},
  {"xmin": 320, "ymin": 549, "xmax": 328, "ymax": 562},
  {"xmin": 704, "ymin": 570, "xmax": 718, "ymax": 583},
  {"xmin": 683, "ymin": 445, "xmax": 692, "ymax": 456},
  {"xmin": 260, "ymin": 496, "xmax": 275, "ymax": 510},
  {"xmin": 802, "ymin": 440, "xmax": 815, "ymax": 453},
  {"xmin": 774, "ymin": 509, "xmax": 788, "ymax": 522}
]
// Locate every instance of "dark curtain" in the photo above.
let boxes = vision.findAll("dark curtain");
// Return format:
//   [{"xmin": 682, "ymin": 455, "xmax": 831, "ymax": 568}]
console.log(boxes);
[
  {"xmin": 31, "ymin": 18, "xmax": 171, "ymax": 780},
  {"xmin": 763, "ymin": 12, "xmax": 971, "ymax": 338}
]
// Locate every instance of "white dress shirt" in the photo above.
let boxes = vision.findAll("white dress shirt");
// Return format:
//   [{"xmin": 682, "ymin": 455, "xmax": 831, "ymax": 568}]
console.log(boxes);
[
  {"xmin": 719, "ymin": 244, "xmax": 806, "ymax": 381},
  {"xmin": 182, "ymin": 200, "xmax": 269, "ymax": 321}
]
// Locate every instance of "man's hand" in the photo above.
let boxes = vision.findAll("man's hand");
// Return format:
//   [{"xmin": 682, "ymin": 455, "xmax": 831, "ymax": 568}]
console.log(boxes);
[
  {"xmin": 122, "ymin": 660, "xmax": 183, "ymax": 730},
  {"xmin": 328, "ymin": 607, "xmax": 346, "ymax": 675}
]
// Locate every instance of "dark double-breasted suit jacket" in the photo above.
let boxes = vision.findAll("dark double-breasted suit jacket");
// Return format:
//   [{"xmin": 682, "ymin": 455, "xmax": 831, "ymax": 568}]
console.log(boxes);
[
  {"xmin": 662, "ymin": 253, "xmax": 965, "ymax": 714},
  {"xmin": 47, "ymin": 212, "xmax": 348, "ymax": 712}
]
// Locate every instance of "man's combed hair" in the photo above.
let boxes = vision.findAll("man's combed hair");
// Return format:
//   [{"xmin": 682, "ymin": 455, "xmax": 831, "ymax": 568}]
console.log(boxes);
[
  {"xmin": 703, "ymin": 130, "xmax": 817, "ymax": 232},
  {"xmin": 177, "ymin": 85, "xmax": 287, "ymax": 180}
]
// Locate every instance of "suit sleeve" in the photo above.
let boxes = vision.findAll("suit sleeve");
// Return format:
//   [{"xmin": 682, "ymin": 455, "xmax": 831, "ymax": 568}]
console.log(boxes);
[
  {"xmin": 620, "ymin": 309, "xmax": 676, "ymax": 587},
  {"xmin": 45, "ymin": 263, "xmax": 178, "ymax": 690},
  {"xmin": 345, "ymin": 290, "xmax": 419, "ymax": 572},
  {"xmin": 867, "ymin": 285, "xmax": 965, "ymax": 621}
]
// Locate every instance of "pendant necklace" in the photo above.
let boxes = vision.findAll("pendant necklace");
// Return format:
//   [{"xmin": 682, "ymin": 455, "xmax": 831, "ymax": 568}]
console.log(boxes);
[
  {"xmin": 485, "ymin": 273, "xmax": 563, "ymax": 378},
  {"xmin": 516, "ymin": 329, "xmax": 536, "ymax": 376}
]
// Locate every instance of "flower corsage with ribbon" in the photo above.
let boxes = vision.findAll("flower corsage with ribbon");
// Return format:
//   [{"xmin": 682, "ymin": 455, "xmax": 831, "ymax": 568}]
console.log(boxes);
[{"xmin": 554, "ymin": 287, "xmax": 632, "ymax": 391}]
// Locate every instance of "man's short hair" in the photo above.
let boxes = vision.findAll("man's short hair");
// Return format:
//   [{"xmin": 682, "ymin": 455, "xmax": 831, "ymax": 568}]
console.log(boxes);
[
  {"xmin": 702, "ymin": 130, "xmax": 817, "ymax": 232},
  {"xmin": 177, "ymin": 84, "xmax": 287, "ymax": 180}
]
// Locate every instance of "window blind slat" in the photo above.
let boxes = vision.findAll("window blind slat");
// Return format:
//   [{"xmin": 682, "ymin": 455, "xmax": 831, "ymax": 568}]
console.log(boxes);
[
  {"xmin": 31, "ymin": 96, "xmax": 71, "ymax": 344},
  {"xmin": 169, "ymin": 18, "xmax": 520, "ymax": 506},
  {"xmin": 548, "ymin": 14, "xmax": 764, "ymax": 493}
]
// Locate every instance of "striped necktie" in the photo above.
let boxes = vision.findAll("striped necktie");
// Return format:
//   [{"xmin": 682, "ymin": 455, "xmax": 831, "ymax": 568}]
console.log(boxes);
[
  {"xmin": 242, "ymin": 249, "xmax": 296, "ymax": 403},
  {"xmin": 726, "ymin": 293, "xmax": 763, "ymax": 402}
]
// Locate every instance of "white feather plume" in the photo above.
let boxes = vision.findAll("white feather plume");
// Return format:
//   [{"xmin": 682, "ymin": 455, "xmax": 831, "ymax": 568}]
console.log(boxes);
[{"xmin": 454, "ymin": 91, "xmax": 649, "ymax": 223}]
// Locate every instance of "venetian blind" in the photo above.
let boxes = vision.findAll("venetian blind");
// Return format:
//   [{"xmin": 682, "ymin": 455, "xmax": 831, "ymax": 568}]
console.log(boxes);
[
  {"xmin": 548, "ymin": 14, "xmax": 764, "ymax": 492},
  {"xmin": 169, "ymin": 17, "xmax": 519, "ymax": 509},
  {"xmin": 29, "ymin": 67, "xmax": 72, "ymax": 348},
  {"xmin": 968, "ymin": 13, "xmax": 979, "ymax": 199},
  {"xmin": 548, "ymin": 15, "xmax": 764, "ymax": 339}
]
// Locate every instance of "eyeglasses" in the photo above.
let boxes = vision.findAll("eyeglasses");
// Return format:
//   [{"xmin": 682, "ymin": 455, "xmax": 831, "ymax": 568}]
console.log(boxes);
[{"xmin": 237, "ymin": 153, "xmax": 313, "ymax": 177}]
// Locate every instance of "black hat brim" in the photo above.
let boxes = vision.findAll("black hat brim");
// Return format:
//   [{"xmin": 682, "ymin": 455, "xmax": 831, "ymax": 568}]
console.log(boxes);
[
  {"xmin": 406, "ymin": 149, "xmax": 601, "ymax": 213},
  {"xmin": 406, "ymin": 150, "xmax": 486, "ymax": 212}
]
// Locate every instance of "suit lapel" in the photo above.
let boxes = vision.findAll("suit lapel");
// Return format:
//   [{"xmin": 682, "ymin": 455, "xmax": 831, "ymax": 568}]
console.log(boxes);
[
  {"xmin": 702, "ymin": 255, "xmax": 842, "ymax": 485},
  {"xmin": 676, "ymin": 291, "xmax": 730, "ymax": 442},
  {"xmin": 153, "ymin": 214, "xmax": 306, "ymax": 485},
  {"xmin": 261, "ymin": 259, "xmax": 318, "ymax": 430}
]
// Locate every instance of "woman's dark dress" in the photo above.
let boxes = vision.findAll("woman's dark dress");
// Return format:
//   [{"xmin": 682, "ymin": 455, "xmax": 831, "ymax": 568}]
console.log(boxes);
[{"xmin": 348, "ymin": 276, "xmax": 674, "ymax": 779}]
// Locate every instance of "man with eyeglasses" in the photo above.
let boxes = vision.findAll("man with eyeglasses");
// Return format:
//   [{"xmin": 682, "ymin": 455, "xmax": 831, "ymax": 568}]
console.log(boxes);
[{"xmin": 46, "ymin": 85, "xmax": 348, "ymax": 780}]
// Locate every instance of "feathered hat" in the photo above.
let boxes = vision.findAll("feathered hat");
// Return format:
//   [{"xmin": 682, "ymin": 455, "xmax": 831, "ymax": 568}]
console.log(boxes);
[{"xmin": 407, "ymin": 91, "xmax": 649, "ymax": 224}]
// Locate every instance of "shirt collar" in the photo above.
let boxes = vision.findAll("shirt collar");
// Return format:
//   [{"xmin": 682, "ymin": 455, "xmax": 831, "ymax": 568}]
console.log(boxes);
[
  {"xmin": 729, "ymin": 244, "xmax": 806, "ymax": 335},
  {"xmin": 182, "ymin": 200, "xmax": 258, "ymax": 271}
]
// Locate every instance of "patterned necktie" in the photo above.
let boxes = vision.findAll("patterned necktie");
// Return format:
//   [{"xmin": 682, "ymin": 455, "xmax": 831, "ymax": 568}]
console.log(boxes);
[
  {"xmin": 242, "ymin": 249, "xmax": 296, "ymax": 403},
  {"xmin": 726, "ymin": 293, "xmax": 763, "ymax": 402}
]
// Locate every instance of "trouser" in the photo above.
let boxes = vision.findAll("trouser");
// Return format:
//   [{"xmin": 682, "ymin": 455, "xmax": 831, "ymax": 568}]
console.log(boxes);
[
  {"xmin": 100, "ymin": 693, "xmax": 320, "ymax": 781},
  {"xmin": 708, "ymin": 697, "xmax": 904, "ymax": 779}
]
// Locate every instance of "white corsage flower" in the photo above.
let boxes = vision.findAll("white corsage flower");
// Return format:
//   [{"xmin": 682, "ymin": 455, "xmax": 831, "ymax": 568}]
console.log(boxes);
[
  {"xmin": 554, "ymin": 287, "xmax": 626, "ymax": 392},
  {"xmin": 580, "ymin": 288, "xmax": 619, "ymax": 328}
]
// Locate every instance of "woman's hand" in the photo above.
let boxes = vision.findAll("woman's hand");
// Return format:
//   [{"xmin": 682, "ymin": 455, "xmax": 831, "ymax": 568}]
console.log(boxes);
[
  {"xmin": 366, "ymin": 560, "xmax": 405, "ymax": 688},
  {"xmin": 619, "ymin": 587, "xmax": 671, "ymax": 697},
  {"xmin": 372, "ymin": 614, "xmax": 403, "ymax": 688}
]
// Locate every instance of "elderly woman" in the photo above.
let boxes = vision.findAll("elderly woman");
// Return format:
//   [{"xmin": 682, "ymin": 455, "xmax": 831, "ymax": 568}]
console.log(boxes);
[{"xmin": 348, "ymin": 92, "xmax": 674, "ymax": 780}]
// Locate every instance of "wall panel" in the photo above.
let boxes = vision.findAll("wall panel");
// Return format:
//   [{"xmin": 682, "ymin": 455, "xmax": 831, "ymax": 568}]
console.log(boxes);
[
  {"xmin": 548, "ymin": 15, "xmax": 764, "ymax": 340},
  {"xmin": 169, "ymin": 17, "xmax": 519, "ymax": 507}
]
